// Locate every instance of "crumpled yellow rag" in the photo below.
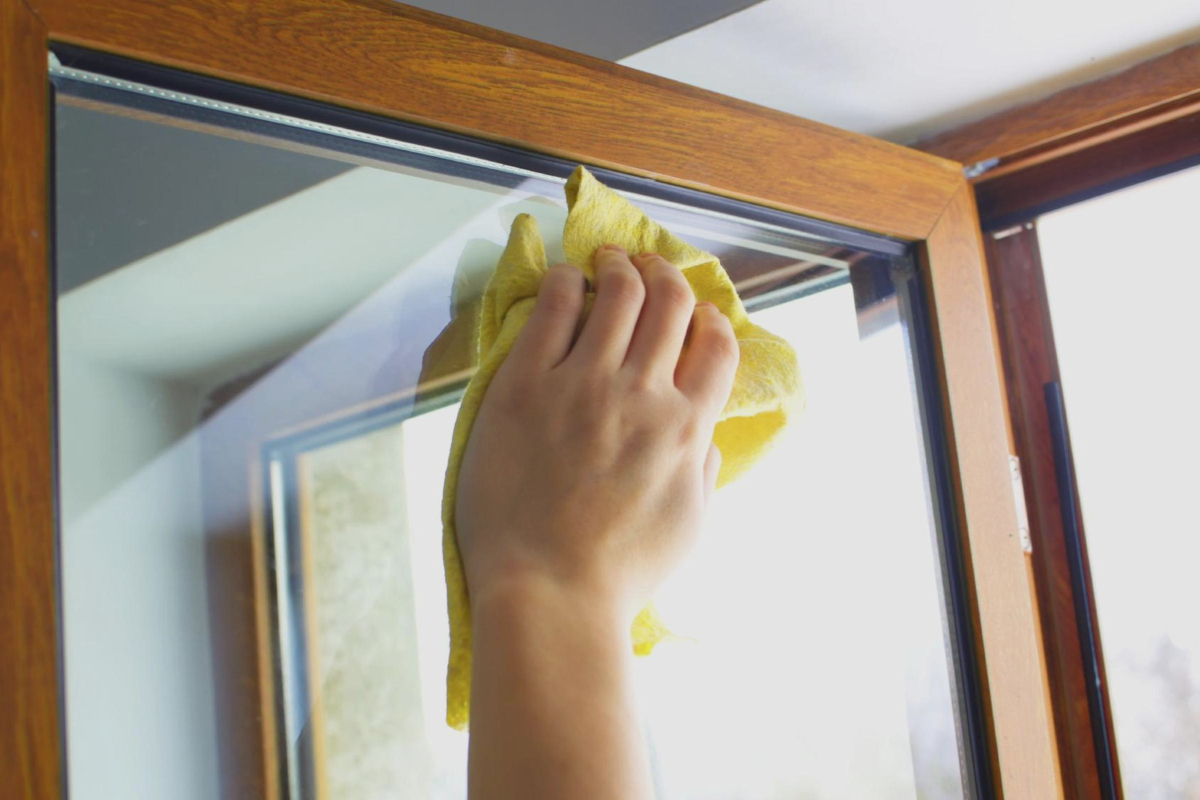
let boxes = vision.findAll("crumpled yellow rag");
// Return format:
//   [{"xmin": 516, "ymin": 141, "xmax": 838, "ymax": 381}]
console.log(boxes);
[{"xmin": 440, "ymin": 166, "xmax": 803, "ymax": 729}]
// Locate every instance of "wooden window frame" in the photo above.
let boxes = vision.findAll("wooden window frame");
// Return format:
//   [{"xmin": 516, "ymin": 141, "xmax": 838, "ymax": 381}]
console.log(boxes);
[
  {"xmin": 1, "ymin": 1, "xmax": 1060, "ymax": 797},
  {"xmin": 917, "ymin": 39, "xmax": 1200, "ymax": 800},
  {"xmin": 918, "ymin": 41, "xmax": 1200, "ymax": 231}
]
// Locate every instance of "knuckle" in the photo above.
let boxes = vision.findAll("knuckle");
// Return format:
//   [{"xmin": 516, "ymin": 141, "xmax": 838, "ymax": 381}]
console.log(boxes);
[
  {"xmin": 677, "ymin": 414, "xmax": 701, "ymax": 442},
  {"xmin": 625, "ymin": 371, "xmax": 660, "ymax": 396},
  {"xmin": 577, "ymin": 369, "xmax": 609, "ymax": 397},
  {"xmin": 675, "ymin": 409, "xmax": 710, "ymax": 448},
  {"xmin": 699, "ymin": 323, "xmax": 740, "ymax": 363},
  {"xmin": 603, "ymin": 268, "xmax": 645, "ymax": 306},
  {"xmin": 486, "ymin": 375, "xmax": 533, "ymax": 417},
  {"xmin": 537, "ymin": 273, "xmax": 582, "ymax": 314},
  {"xmin": 651, "ymin": 273, "xmax": 694, "ymax": 310},
  {"xmin": 567, "ymin": 366, "xmax": 612, "ymax": 402}
]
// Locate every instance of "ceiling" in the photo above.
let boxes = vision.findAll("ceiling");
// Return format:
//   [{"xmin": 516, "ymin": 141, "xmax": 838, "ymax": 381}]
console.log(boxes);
[
  {"xmin": 618, "ymin": 0, "xmax": 1200, "ymax": 144},
  {"xmin": 396, "ymin": 0, "xmax": 1200, "ymax": 145},
  {"xmin": 55, "ymin": 1, "xmax": 1200, "ymax": 331},
  {"xmin": 399, "ymin": 0, "xmax": 763, "ymax": 60}
]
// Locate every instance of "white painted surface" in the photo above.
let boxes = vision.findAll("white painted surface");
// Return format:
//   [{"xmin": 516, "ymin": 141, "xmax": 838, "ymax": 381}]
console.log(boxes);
[
  {"xmin": 58, "ymin": 355, "xmax": 218, "ymax": 800},
  {"xmin": 57, "ymin": 354, "xmax": 204, "ymax": 525},
  {"xmin": 57, "ymin": 167, "xmax": 513, "ymax": 387},
  {"xmin": 620, "ymin": 0, "xmax": 1200, "ymax": 144}
]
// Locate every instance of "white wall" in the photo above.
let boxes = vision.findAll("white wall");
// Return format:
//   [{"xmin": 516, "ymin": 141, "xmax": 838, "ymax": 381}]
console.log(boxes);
[{"xmin": 58, "ymin": 352, "xmax": 219, "ymax": 800}]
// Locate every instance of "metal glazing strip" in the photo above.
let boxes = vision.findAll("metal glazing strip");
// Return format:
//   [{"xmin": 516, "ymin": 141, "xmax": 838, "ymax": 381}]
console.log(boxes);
[
  {"xmin": 48, "ymin": 53, "xmax": 553, "ymax": 183},
  {"xmin": 48, "ymin": 52, "xmax": 873, "ymax": 257}
]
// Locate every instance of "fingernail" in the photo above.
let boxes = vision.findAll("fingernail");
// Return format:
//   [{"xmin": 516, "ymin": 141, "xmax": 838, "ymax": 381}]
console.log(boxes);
[
  {"xmin": 636, "ymin": 252, "xmax": 657, "ymax": 261},
  {"xmin": 696, "ymin": 301, "xmax": 716, "ymax": 309},
  {"xmin": 599, "ymin": 243, "xmax": 626, "ymax": 254}
]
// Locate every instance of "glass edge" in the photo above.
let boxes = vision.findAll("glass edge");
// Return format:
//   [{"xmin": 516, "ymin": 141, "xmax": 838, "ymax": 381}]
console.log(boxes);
[
  {"xmin": 48, "ymin": 42, "xmax": 976, "ymax": 799},
  {"xmin": 894, "ymin": 257, "xmax": 995, "ymax": 800},
  {"xmin": 48, "ymin": 44, "xmax": 913, "ymax": 261}
]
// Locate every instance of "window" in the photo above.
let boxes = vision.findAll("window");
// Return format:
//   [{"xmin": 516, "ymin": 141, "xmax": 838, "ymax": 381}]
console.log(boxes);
[
  {"xmin": 51, "ymin": 50, "xmax": 984, "ymax": 800},
  {"xmin": 1037, "ymin": 165, "xmax": 1200, "ymax": 798}
]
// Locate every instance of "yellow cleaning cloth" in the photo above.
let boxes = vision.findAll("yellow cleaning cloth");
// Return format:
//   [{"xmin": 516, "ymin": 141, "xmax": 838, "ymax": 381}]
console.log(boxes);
[{"xmin": 440, "ymin": 166, "xmax": 803, "ymax": 729}]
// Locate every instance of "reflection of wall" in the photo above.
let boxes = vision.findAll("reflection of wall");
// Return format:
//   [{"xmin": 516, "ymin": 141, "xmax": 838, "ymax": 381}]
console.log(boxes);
[
  {"xmin": 58, "ymin": 354, "xmax": 203, "ymax": 525},
  {"xmin": 58, "ymin": 353, "xmax": 218, "ymax": 800},
  {"xmin": 52, "ymin": 123, "xmax": 564, "ymax": 800},
  {"xmin": 56, "ymin": 166, "xmax": 520, "ymax": 389},
  {"xmin": 301, "ymin": 425, "xmax": 432, "ymax": 799},
  {"xmin": 55, "ymin": 104, "xmax": 350, "ymax": 294}
]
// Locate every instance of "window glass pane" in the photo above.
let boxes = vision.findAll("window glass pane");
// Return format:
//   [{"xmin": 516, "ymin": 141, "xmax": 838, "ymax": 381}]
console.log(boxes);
[
  {"xmin": 53, "ymin": 56, "xmax": 971, "ymax": 799},
  {"xmin": 1038, "ymin": 165, "xmax": 1200, "ymax": 798}
]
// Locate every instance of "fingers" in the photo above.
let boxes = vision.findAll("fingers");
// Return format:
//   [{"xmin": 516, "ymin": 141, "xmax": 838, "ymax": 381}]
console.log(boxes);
[
  {"xmin": 508, "ymin": 262, "xmax": 587, "ymax": 371},
  {"xmin": 569, "ymin": 245, "xmax": 644, "ymax": 371},
  {"xmin": 625, "ymin": 253, "xmax": 695, "ymax": 380},
  {"xmin": 676, "ymin": 302, "xmax": 739, "ymax": 417},
  {"xmin": 703, "ymin": 442, "xmax": 722, "ymax": 501}
]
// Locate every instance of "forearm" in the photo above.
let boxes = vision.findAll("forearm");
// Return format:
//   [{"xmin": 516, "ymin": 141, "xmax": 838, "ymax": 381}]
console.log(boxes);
[
  {"xmin": 467, "ymin": 574, "xmax": 654, "ymax": 800},
  {"xmin": 457, "ymin": 245, "xmax": 737, "ymax": 795}
]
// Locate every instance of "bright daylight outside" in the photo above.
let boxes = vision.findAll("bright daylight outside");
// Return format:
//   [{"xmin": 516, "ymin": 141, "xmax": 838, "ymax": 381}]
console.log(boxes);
[
  {"xmin": 55, "ymin": 82, "xmax": 967, "ymax": 800},
  {"xmin": 1037, "ymin": 164, "xmax": 1200, "ymax": 799}
]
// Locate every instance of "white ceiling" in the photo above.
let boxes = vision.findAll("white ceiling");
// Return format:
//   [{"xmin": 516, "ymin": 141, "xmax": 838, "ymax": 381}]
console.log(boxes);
[
  {"xmin": 57, "ymin": 2, "xmax": 1200, "ymax": 391},
  {"xmin": 619, "ymin": 0, "xmax": 1200, "ymax": 145},
  {"xmin": 397, "ymin": 0, "xmax": 761, "ymax": 60}
]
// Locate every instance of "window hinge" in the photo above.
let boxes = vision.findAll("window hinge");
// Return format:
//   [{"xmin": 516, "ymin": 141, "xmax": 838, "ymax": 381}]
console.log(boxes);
[
  {"xmin": 991, "ymin": 222, "xmax": 1034, "ymax": 241},
  {"xmin": 1009, "ymin": 455, "xmax": 1033, "ymax": 554}
]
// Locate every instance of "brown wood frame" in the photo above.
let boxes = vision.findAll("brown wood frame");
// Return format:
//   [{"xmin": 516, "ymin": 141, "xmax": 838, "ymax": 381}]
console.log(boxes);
[
  {"xmin": 983, "ymin": 225, "xmax": 1122, "ymax": 800},
  {"xmin": 917, "ymin": 37, "xmax": 1200, "ymax": 800},
  {"xmin": 918, "ymin": 41, "xmax": 1200, "ymax": 231},
  {"xmin": 1, "ymin": 0, "xmax": 1061, "ymax": 797}
]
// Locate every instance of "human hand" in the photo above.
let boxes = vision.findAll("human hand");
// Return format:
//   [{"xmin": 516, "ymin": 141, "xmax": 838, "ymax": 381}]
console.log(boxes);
[{"xmin": 455, "ymin": 244, "xmax": 739, "ymax": 620}]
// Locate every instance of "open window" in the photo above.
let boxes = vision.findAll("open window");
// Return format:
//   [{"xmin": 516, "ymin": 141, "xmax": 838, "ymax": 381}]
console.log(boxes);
[
  {"xmin": 919, "ymin": 44, "xmax": 1200, "ymax": 799},
  {"xmin": 2, "ymin": 2, "xmax": 1059, "ymax": 798}
]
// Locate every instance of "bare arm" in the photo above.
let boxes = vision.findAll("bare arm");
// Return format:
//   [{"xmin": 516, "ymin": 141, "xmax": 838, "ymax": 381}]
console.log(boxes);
[
  {"xmin": 456, "ymin": 245, "xmax": 738, "ymax": 800},
  {"xmin": 466, "ymin": 574, "xmax": 652, "ymax": 799}
]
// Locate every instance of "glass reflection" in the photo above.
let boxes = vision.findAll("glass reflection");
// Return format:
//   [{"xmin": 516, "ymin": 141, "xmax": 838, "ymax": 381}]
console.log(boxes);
[{"xmin": 54, "ymin": 60, "xmax": 967, "ymax": 800}]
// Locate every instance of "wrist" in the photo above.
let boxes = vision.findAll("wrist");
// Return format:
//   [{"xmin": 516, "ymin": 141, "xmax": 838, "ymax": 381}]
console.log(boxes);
[
  {"xmin": 468, "ymin": 565, "xmax": 634, "ymax": 638},
  {"xmin": 465, "ymin": 557, "xmax": 655, "ymax": 800}
]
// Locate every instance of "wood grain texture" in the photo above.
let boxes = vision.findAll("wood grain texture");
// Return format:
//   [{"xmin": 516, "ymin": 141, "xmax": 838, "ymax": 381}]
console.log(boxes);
[
  {"xmin": 922, "ymin": 185, "xmax": 1063, "ymax": 799},
  {"xmin": 6, "ymin": 1, "xmax": 1072, "ymax": 796},
  {"xmin": 0, "ymin": 2, "xmax": 62, "ymax": 799},
  {"xmin": 247, "ymin": 452, "xmax": 283, "ymax": 800},
  {"xmin": 985, "ymin": 226, "xmax": 1123, "ymax": 799},
  {"xmin": 30, "ymin": 0, "xmax": 961, "ymax": 240},
  {"xmin": 974, "ymin": 107, "xmax": 1200, "ymax": 228},
  {"xmin": 916, "ymin": 40, "xmax": 1200, "ymax": 168}
]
